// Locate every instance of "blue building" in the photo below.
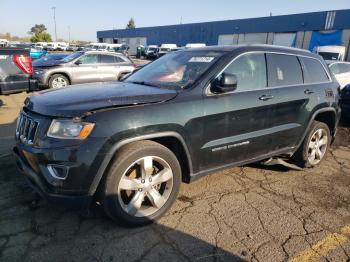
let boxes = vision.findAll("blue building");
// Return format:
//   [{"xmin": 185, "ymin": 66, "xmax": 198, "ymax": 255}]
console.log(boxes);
[{"xmin": 97, "ymin": 9, "xmax": 350, "ymax": 59}]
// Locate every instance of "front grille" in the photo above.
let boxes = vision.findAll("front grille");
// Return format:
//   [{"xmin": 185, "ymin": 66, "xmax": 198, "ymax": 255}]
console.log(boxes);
[{"xmin": 16, "ymin": 112, "xmax": 39, "ymax": 145}]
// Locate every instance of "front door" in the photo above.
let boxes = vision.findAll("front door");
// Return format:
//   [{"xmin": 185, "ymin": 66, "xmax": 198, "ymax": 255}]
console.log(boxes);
[
  {"xmin": 71, "ymin": 54, "xmax": 101, "ymax": 84},
  {"xmin": 199, "ymin": 52, "xmax": 276, "ymax": 171}
]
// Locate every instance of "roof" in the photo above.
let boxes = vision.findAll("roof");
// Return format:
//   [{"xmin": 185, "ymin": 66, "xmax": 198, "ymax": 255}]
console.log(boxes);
[{"xmin": 183, "ymin": 44, "xmax": 315, "ymax": 56}]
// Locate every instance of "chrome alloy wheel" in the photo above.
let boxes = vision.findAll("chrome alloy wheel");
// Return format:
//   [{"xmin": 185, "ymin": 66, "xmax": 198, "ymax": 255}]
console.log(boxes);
[
  {"xmin": 117, "ymin": 156, "xmax": 174, "ymax": 217},
  {"xmin": 51, "ymin": 77, "xmax": 68, "ymax": 88},
  {"xmin": 307, "ymin": 128, "xmax": 328, "ymax": 166}
]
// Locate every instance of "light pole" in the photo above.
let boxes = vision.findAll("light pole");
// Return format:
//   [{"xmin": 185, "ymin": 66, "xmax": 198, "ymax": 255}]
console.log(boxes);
[
  {"xmin": 68, "ymin": 26, "xmax": 71, "ymax": 43},
  {"xmin": 52, "ymin": 7, "xmax": 57, "ymax": 41}
]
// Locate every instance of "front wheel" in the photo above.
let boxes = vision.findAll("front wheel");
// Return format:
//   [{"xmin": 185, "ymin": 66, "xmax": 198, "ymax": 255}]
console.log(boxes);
[
  {"xmin": 49, "ymin": 74, "xmax": 69, "ymax": 89},
  {"xmin": 102, "ymin": 140, "xmax": 181, "ymax": 226},
  {"xmin": 294, "ymin": 121, "xmax": 331, "ymax": 167}
]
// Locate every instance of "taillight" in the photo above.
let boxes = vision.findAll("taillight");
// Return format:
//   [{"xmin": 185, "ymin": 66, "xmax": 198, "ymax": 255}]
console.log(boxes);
[{"xmin": 13, "ymin": 55, "xmax": 33, "ymax": 75}]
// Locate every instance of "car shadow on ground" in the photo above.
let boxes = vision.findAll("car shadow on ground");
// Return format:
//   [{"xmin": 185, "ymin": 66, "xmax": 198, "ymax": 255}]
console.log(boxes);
[
  {"xmin": 0, "ymin": 154, "xmax": 246, "ymax": 262},
  {"xmin": 0, "ymin": 119, "xmax": 18, "ymax": 157}
]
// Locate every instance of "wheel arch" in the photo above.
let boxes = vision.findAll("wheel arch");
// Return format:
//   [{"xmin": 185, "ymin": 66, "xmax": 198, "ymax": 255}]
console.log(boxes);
[
  {"xmin": 294, "ymin": 107, "xmax": 338, "ymax": 154},
  {"xmin": 89, "ymin": 132, "xmax": 193, "ymax": 196},
  {"xmin": 48, "ymin": 72, "xmax": 71, "ymax": 86}
]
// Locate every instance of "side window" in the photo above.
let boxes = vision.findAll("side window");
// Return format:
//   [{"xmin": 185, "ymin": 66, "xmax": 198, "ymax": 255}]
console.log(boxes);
[
  {"xmin": 338, "ymin": 63, "xmax": 350, "ymax": 74},
  {"xmin": 329, "ymin": 63, "xmax": 340, "ymax": 75},
  {"xmin": 223, "ymin": 53, "xmax": 267, "ymax": 92},
  {"xmin": 100, "ymin": 55, "xmax": 116, "ymax": 63},
  {"xmin": 301, "ymin": 57, "xmax": 329, "ymax": 84},
  {"xmin": 78, "ymin": 54, "xmax": 98, "ymax": 64},
  {"xmin": 266, "ymin": 54, "xmax": 303, "ymax": 87},
  {"xmin": 115, "ymin": 56, "xmax": 125, "ymax": 63}
]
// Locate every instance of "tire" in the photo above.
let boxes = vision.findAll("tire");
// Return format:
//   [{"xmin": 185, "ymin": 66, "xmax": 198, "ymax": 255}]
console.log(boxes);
[
  {"xmin": 294, "ymin": 121, "xmax": 331, "ymax": 168},
  {"xmin": 48, "ymin": 74, "xmax": 69, "ymax": 89},
  {"xmin": 102, "ymin": 140, "xmax": 181, "ymax": 226}
]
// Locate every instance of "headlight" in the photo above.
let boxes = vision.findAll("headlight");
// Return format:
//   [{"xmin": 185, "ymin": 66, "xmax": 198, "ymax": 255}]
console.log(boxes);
[
  {"xmin": 34, "ymin": 69, "xmax": 44, "ymax": 75},
  {"xmin": 47, "ymin": 119, "xmax": 95, "ymax": 140}
]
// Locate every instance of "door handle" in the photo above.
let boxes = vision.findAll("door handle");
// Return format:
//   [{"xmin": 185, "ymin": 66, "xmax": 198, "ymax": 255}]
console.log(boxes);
[
  {"xmin": 304, "ymin": 89, "xmax": 314, "ymax": 95},
  {"xmin": 259, "ymin": 95, "xmax": 274, "ymax": 101}
]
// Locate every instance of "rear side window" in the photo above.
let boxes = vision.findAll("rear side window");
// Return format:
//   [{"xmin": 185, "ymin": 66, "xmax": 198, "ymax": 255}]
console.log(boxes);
[
  {"xmin": 223, "ymin": 53, "xmax": 267, "ymax": 92},
  {"xmin": 115, "ymin": 56, "xmax": 126, "ymax": 63},
  {"xmin": 301, "ymin": 57, "xmax": 329, "ymax": 84},
  {"xmin": 266, "ymin": 54, "xmax": 303, "ymax": 87},
  {"xmin": 100, "ymin": 55, "xmax": 116, "ymax": 63}
]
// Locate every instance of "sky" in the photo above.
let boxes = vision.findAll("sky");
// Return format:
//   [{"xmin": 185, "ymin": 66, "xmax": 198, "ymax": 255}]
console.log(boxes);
[{"xmin": 0, "ymin": 0, "xmax": 349, "ymax": 41}]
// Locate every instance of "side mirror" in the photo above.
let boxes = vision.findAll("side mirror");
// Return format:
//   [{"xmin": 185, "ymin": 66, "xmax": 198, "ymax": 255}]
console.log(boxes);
[
  {"xmin": 75, "ymin": 60, "xmax": 82, "ymax": 65},
  {"xmin": 211, "ymin": 73, "xmax": 237, "ymax": 94}
]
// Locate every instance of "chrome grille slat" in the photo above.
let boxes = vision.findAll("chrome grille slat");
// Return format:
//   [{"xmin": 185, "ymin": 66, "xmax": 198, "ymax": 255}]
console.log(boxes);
[{"xmin": 16, "ymin": 112, "xmax": 39, "ymax": 146}]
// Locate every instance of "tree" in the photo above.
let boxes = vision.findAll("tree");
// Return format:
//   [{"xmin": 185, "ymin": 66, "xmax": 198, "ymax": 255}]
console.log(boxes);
[
  {"xmin": 30, "ymin": 32, "xmax": 52, "ymax": 43},
  {"xmin": 28, "ymin": 24, "xmax": 52, "ymax": 43},
  {"xmin": 29, "ymin": 24, "xmax": 47, "ymax": 35},
  {"xmin": 126, "ymin": 18, "xmax": 136, "ymax": 29}
]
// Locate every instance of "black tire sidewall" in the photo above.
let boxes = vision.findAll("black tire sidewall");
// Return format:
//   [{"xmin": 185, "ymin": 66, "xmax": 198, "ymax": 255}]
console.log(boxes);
[{"xmin": 103, "ymin": 142, "xmax": 181, "ymax": 226}]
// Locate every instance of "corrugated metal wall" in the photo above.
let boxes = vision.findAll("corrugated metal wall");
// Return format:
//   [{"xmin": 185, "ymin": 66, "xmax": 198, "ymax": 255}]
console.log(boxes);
[
  {"xmin": 97, "ymin": 10, "xmax": 350, "ymax": 60},
  {"xmin": 97, "ymin": 9, "xmax": 350, "ymax": 46}
]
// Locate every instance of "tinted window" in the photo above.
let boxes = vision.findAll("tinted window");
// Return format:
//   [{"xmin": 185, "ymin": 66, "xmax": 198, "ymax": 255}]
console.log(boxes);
[
  {"xmin": 267, "ymin": 54, "xmax": 303, "ymax": 87},
  {"xmin": 100, "ymin": 55, "xmax": 116, "ymax": 63},
  {"xmin": 78, "ymin": 54, "xmax": 98, "ymax": 64},
  {"xmin": 224, "ymin": 53, "xmax": 267, "ymax": 92},
  {"xmin": 301, "ymin": 57, "xmax": 329, "ymax": 84}
]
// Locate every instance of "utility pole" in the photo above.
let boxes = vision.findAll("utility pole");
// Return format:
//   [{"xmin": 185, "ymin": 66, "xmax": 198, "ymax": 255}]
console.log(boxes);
[{"xmin": 52, "ymin": 7, "xmax": 57, "ymax": 41}]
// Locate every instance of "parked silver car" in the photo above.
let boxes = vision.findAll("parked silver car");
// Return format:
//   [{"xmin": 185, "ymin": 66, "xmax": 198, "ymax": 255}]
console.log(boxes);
[{"xmin": 33, "ymin": 51, "xmax": 136, "ymax": 88}]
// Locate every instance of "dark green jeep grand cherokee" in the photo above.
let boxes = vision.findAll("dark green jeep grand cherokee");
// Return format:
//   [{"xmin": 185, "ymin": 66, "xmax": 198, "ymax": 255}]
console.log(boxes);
[{"xmin": 14, "ymin": 45, "xmax": 341, "ymax": 226}]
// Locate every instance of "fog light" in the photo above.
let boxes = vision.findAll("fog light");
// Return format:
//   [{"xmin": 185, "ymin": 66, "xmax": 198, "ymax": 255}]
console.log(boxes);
[{"xmin": 47, "ymin": 165, "xmax": 68, "ymax": 180}]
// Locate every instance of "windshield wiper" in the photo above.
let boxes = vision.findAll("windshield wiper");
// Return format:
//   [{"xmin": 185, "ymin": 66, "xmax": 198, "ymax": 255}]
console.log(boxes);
[{"xmin": 128, "ymin": 81, "xmax": 159, "ymax": 88}]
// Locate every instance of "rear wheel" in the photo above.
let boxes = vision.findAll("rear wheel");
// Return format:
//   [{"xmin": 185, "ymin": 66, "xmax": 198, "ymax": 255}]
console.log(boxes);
[
  {"xmin": 49, "ymin": 74, "xmax": 69, "ymax": 89},
  {"xmin": 294, "ymin": 121, "xmax": 331, "ymax": 167},
  {"xmin": 102, "ymin": 140, "xmax": 181, "ymax": 226}
]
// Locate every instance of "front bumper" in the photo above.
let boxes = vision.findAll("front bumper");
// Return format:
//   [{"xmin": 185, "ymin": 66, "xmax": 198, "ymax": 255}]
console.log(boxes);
[{"xmin": 13, "ymin": 147, "xmax": 93, "ymax": 210}]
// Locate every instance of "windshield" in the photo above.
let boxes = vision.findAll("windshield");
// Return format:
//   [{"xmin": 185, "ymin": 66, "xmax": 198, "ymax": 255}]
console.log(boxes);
[
  {"xmin": 125, "ymin": 50, "xmax": 224, "ymax": 89},
  {"xmin": 61, "ymin": 52, "xmax": 83, "ymax": 63},
  {"xmin": 318, "ymin": 52, "xmax": 340, "ymax": 61}
]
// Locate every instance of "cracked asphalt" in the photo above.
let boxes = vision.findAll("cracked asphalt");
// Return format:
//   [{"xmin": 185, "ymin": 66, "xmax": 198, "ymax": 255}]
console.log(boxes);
[{"xmin": 1, "ymin": 93, "xmax": 350, "ymax": 262}]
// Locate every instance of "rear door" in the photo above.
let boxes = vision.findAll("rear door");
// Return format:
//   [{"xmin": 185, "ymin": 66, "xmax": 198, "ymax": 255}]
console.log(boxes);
[
  {"xmin": 99, "ymin": 54, "xmax": 120, "ymax": 81},
  {"xmin": 200, "ymin": 52, "xmax": 276, "ymax": 170},
  {"xmin": 70, "ymin": 54, "xmax": 100, "ymax": 84},
  {"xmin": 265, "ymin": 53, "xmax": 318, "ymax": 151},
  {"xmin": 266, "ymin": 54, "xmax": 307, "ymax": 151}
]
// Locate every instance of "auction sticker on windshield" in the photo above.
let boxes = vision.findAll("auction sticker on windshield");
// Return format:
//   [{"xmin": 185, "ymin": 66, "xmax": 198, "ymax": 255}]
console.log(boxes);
[{"xmin": 189, "ymin": 57, "xmax": 215, "ymax": 63}]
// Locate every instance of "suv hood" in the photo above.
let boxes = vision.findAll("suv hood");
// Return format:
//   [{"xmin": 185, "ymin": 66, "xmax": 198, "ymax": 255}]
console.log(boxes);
[{"xmin": 24, "ymin": 82, "xmax": 178, "ymax": 117}]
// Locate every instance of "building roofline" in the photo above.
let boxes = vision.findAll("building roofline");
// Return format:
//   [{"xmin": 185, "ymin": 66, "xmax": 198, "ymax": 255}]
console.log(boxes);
[{"xmin": 97, "ymin": 9, "xmax": 350, "ymax": 34}]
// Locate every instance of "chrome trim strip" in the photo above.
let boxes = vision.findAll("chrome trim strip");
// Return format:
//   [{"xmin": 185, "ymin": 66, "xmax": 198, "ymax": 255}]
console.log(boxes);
[{"xmin": 201, "ymin": 123, "xmax": 301, "ymax": 149}]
